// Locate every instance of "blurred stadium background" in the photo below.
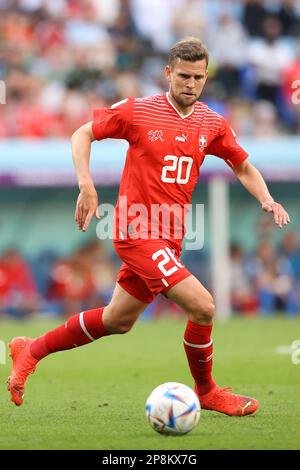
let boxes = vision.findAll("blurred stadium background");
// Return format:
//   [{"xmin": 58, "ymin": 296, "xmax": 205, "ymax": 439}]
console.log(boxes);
[
  {"xmin": 1, "ymin": 0, "xmax": 300, "ymax": 453},
  {"xmin": 0, "ymin": 0, "xmax": 300, "ymax": 321}
]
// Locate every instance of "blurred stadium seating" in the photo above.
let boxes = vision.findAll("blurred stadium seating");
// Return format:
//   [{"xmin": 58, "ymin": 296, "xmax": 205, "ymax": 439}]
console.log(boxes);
[
  {"xmin": 0, "ymin": 0, "xmax": 299, "ymax": 317},
  {"xmin": 1, "ymin": 0, "xmax": 300, "ymax": 136}
]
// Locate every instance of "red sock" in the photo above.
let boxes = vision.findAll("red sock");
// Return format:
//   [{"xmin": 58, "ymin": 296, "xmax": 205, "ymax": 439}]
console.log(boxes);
[
  {"xmin": 184, "ymin": 320, "xmax": 216, "ymax": 396},
  {"xmin": 30, "ymin": 307, "xmax": 110, "ymax": 360}
]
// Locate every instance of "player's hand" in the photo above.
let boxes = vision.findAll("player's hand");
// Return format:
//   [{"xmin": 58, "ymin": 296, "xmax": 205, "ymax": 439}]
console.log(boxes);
[
  {"xmin": 75, "ymin": 187, "xmax": 100, "ymax": 232},
  {"xmin": 261, "ymin": 200, "xmax": 290, "ymax": 229}
]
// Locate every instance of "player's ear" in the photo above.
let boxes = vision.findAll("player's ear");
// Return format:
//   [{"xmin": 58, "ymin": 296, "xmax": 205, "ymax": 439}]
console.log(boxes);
[{"xmin": 165, "ymin": 65, "xmax": 171, "ymax": 83}]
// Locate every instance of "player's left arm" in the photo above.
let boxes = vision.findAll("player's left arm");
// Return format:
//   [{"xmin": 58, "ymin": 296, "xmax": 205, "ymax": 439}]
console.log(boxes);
[{"xmin": 233, "ymin": 160, "xmax": 290, "ymax": 229}]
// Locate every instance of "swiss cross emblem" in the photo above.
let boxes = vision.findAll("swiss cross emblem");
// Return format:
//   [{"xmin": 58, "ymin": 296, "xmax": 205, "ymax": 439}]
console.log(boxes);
[
  {"xmin": 148, "ymin": 130, "xmax": 164, "ymax": 142},
  {"xmin": 199, "ymin": 135, "xmax": 208, "ymax": 151}
]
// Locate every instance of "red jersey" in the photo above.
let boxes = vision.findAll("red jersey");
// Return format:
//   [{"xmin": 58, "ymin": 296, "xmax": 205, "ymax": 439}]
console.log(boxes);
[{"xmin": 92, "ymin": 93, "xmax": 248, "ymax": 249}]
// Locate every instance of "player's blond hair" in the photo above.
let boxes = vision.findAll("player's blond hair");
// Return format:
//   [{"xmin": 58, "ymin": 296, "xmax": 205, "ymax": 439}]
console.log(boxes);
[{"xmin": 168, "ymin": 37, "xmax": 209, "ymax": 68}]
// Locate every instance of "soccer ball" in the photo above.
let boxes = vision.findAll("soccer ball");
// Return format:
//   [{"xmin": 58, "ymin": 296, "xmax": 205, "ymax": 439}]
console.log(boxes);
[{"xmin": 145, "ymin": 382, "xmax": 201, "ymax": 435}]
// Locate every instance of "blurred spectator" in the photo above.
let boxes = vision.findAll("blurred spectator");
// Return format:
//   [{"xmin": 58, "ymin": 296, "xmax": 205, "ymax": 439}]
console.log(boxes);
[
  {"xmin": 182, "ymin": 247, "xmax": 211, "ymax": 290},
  {"xmin": 280, "ymin": 231, "xmax": 300, "ymax": 315},
  {"xmin": 83, "ymin": 239, "xmax": 118, "ymax": 304},
  {"xmin": 45, "ymin": 239, "xmax": 118, "ymax": 316},
  {"xmin": 247, "ymin": 241, "xmax": 299, "ymax": 315},
  {"xmin": 247, "ymin": 16, "xmax": 294, "ymax": 106},
  {"xmin": 210, "ymin": 12, "xmax": 247, "ymax": 98},
  {"xmin": 225, "ymin": 98, "xmax": 253, "ymax": 136},
  {"xmin": 277, "ymin": 0, "xmax": 300, "ymax": 37},
  {"xmin": 251, "ymin": 100, "xmax": 281, "ymax": 137},
  {"xmin": 230, "ymin": 243, "xmax": 258, "ymax": 315},
  {"xmin": 47, "ymin": 247, "xmax": 95, "ymax": 317},
  {"xmin": 255, "ymin": 211, "xmax": 276, "ymax": 241},
  {"xmin": 0, "ymin": 248, "xmax": 40, "ymax": 317},
  {"xmin": 280, "ymin": 231, "xmax": 300, "ymax": 280},
  {"xmin": 129, "ymin": 0, "xmax": 179, "ymax": 53},
  {"xmin": 242, "ymin": 0, "xmax": 267, "ymax": 37},
  {"xmin": 172, "ymin": 0, "xmax": 207, "ymax": 44}
]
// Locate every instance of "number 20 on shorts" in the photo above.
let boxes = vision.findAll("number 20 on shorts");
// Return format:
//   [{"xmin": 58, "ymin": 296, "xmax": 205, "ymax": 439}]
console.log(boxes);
[{"xmin": 152, "ymin": 247, "xmax": 184, "ymax": 277}]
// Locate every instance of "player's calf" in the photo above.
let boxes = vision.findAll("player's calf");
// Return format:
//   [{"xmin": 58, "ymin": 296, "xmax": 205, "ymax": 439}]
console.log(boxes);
[{"xmin": 105, "ymin": 321, "xmax": 134, "ymax": 334}]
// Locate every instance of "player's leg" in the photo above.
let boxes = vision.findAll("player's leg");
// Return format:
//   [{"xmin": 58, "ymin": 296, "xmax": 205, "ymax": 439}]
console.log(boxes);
[
  {"xmin": 165, "ymin": 275, "xmax": 259, "ymax": 416},
  {"xmin": 165, "ymin": 274, "xmax": 216, "ymax": 393},
  {"xmin": 8, "ymin": 281, "xmax": 148, "ymax": 406},
  {"xmin": 103, "ymin": 282, "xmax": 148, "ymax": 333}
]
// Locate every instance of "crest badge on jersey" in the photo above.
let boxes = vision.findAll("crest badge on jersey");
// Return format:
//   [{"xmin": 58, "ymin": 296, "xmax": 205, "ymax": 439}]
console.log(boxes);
[
  {"xmin": 148, "ymin": 130, "xmax": 164, "ymax": 142},
  {"xmin": 199, "ymin": 135, "xmax": 208, "ymax": 151}
]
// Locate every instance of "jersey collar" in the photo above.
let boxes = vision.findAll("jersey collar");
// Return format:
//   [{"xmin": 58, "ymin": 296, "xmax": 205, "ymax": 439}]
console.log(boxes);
[{"xmin": 165, "ymin": 92, "xmax": 195, "ymax": 119}]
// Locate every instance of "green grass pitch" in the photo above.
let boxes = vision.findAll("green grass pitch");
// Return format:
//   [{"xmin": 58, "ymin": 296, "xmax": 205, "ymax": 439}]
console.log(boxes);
[{"xmin": 0, "ymin": 316, "xmax": 299, "ymax": 450}]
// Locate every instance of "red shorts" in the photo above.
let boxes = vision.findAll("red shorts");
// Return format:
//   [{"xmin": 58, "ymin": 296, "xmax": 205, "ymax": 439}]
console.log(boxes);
[{"xmin": 113, "ymin": 238, "xmax": 192, "ymax": 304}]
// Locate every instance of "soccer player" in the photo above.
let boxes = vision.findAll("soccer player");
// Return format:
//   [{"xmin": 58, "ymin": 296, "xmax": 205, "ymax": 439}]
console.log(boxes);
[{"xmin": 8, "ymin": 38, "xmax": 290, "ymax": 416}]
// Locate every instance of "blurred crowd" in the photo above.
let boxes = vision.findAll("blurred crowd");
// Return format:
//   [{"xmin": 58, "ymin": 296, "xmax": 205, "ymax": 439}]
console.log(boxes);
[
  {"xmin": 0, "ymin": 0, "xmax": 300, "ymax": 138},
  {"xmin": 1, "ymin": 230, "xmax": 300, "ymax": 319},
  {"xmin": 229, "ymin": 231, "xmax": 300, "ymax": 315},
  {"xmin": 185, "ymin": 230, "xmax": 300, "ymax": 317},
  {"xmin": 0, "ymin": 239, "xmax": 119, "ymax": 318}
]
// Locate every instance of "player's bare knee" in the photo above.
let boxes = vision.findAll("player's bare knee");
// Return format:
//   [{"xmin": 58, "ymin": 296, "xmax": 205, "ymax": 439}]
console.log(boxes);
[
  {"xmin": 187, "ymin": 298, "xmax": 215, "ymax": 324},
  {"xmin": 201, "ymin": 301, "xmax": 216, "ymax": 323},
  {"xmin": 209, "ymin": 299, "xmax": 216, "ymax": 315}
]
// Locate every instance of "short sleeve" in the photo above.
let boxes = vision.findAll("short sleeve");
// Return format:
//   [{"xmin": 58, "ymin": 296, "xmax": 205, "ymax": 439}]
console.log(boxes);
[
  {"xmin": 206, "ymin": 118, "xmax": 248, "ymax": 168},
  {"xmin": 92, "ymin": 97, "xmax": 134, "ymax": 141}
]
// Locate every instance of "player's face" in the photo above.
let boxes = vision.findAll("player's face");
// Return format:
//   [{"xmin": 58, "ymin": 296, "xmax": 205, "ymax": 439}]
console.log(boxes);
[{"xmin": 165, "ymin": 59, "xmax": 208, "ymax": 112}]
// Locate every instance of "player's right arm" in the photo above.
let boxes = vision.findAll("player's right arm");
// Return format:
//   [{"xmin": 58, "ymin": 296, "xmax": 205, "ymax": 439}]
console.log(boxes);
[
  {"xmin": 72, "ymin": 121, "xmax": 100, "ymax": 232},
  {"xmin": 72, "ymin": 98, "xmax": 133, "ymax": 232}
]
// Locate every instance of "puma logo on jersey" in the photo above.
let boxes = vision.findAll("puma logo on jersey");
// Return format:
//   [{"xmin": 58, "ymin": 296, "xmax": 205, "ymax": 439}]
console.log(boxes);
[
  {"xmin": 148, "ymin": 130, "xmax": 164, "ymax": 142},
  {"xmin": 175, "ymin": 134, "xmax": 188, "ymax": 142}
]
